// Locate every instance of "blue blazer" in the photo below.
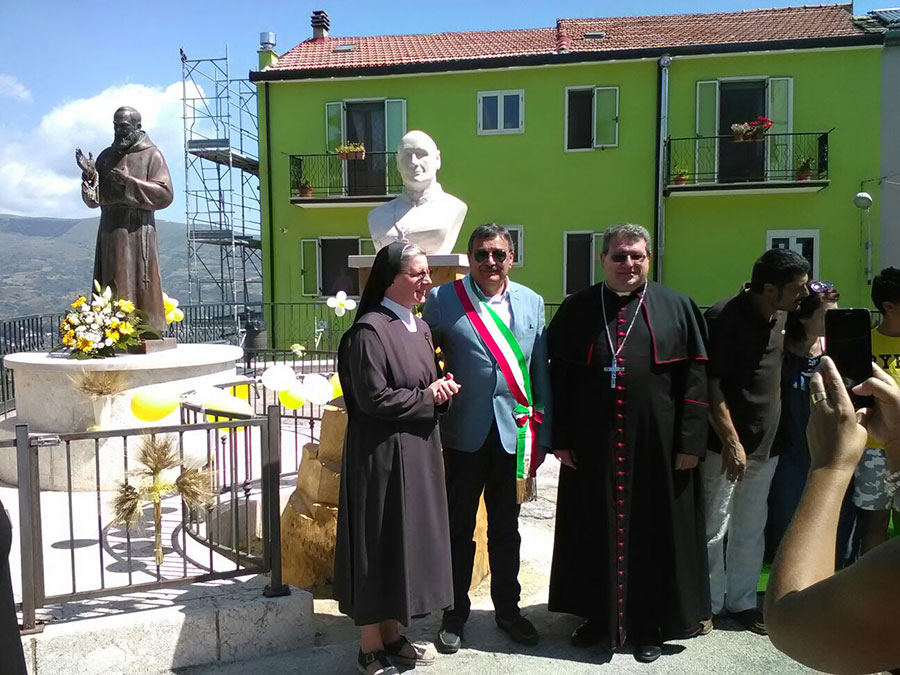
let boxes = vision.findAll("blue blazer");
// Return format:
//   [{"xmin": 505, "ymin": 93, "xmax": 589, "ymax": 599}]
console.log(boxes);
[{"xmin": 423, "ymin": 278, "xmax": 552, "ymax": 454}]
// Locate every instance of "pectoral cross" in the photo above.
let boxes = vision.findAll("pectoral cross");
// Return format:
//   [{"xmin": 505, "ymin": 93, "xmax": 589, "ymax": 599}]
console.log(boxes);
[{"xmin": 604, "ymin": 357, "xmax": 624, "ymax": 389}]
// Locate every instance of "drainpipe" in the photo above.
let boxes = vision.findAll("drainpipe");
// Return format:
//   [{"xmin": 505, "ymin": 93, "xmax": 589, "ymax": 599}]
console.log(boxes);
[
  {"xmin": 264, "ymin": 82, "xmax": 276, "ymax": 345},
  {"xmin": 654, "ymin": 54, "xmax": 672, "ymax": 284}
]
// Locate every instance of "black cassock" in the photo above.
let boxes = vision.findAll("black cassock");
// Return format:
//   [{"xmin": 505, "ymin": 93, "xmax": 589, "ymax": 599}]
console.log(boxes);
[
  {"xmin": 333, "ymin": 308, "xmax": 453, "ymax": 626},
  {"xmin": 547, "ymin": 281, "xmax": 710, "ymax": 647}
]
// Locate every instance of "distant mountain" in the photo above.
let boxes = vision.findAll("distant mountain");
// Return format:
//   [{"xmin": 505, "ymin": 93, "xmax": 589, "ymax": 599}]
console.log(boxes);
[{"xmin": 0, "ymin": 214, "xmax": 190, "ymax": 319}]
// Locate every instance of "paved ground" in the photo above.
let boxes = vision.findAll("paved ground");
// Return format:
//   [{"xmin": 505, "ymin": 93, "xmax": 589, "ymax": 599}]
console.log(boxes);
[{"xmin": 178, "ymin": 460, "xmax": 819, "ymax": 675}]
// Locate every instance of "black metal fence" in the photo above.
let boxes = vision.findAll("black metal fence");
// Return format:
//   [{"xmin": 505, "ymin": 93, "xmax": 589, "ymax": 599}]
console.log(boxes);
[
  {"xmin": 289, "ymin": 151, "xmax": 403, "ymax": 200},
  {"xmin": 11, "ymin": 404, "xmax": 289, "ymax": 631},
  {"xmin": 665, "ymin": 131, "xmax": 830, "ymax": 187}
]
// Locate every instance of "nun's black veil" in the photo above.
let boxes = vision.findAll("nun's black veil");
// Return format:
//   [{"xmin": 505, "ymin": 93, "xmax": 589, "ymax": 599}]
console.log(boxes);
[{"xmin": 352, "ymin": 241, "xmax": 407, "ymax": 324}]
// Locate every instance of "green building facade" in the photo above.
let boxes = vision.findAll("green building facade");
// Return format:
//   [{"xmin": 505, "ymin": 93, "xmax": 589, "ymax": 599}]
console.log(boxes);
[{"xmin": 251, "ymin": 6, "xmax": 887, "ymax": 324}]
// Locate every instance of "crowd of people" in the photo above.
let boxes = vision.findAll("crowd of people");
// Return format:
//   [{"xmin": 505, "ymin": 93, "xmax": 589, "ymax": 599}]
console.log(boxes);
[{"xmin": 335, "ymin": 224, "xmax": 900, "ymax": 675}]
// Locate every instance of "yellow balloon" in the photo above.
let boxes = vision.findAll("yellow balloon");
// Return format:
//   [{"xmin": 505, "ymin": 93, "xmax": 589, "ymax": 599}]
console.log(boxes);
[
  {"xmin": 131, "ymin": 388, "xmax": 180, "ymax": 422},
  {"xmin": 205, "ymin": 394, "xmax": 254, "ymax": 432},
  {"xmin": 330, "ymin": 373, "xmax": 343, "ymax": 400},
  {"xmin": 279, "ymin": 385, "xmax": 307, "ymax": 410}
]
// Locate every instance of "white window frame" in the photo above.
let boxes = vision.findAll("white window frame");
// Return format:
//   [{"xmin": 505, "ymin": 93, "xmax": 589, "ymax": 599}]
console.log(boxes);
[
  {"xmin": 477, "ymin": 90, "xmax": 525, "ymax": 135},
  {"xmin": 766, "ymin": 229, "xmax": 820, "ymax": 280},
  {"xmin": 564, "ymin": 86, "xmax": 619, "ymax": 152},
  {"xmin": 502, "ymin": 225, "xmax": 524, "ymax": 267},
  {"xmin": 563, "ymin": 230, "xmax": 600, "ymax": 296},
  {"xmin": 306, "ymin": 236, "xmax": 363, "ymax": 298}
]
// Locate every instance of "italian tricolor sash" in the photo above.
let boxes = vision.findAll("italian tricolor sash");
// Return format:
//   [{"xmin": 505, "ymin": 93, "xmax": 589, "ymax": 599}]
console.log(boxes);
[{"xmin": 454, "ymin": 276, "xmax": 543, "ymax": 503}]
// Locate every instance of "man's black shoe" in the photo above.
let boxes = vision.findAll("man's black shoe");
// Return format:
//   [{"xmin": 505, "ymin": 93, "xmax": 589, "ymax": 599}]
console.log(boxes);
[
  {"xmin": 634, "ymin": 643, "xmax": 662, "ymax": 663},
  {"xmin": 570, "ymin": 618, "xmax": 604, "ymax": 648},
  {"xmin": 496, "ymin": 612, "xmax": 539, "ymax": 646},
  {"xmin": 435, "ymin": 622, "xmax": 462, "ymax": 654}
]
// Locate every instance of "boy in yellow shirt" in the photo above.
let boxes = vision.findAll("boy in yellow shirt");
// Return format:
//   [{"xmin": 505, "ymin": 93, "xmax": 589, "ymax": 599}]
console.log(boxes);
[{"xmin": 854, "ymin": 267, "xmax": 900, "ymax": 553}]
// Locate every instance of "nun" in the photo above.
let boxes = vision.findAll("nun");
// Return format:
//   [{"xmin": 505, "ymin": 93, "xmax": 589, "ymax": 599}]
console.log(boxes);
[{"xmin": 334, "ymin": 242, "xmax": 460, "ymax": 675}]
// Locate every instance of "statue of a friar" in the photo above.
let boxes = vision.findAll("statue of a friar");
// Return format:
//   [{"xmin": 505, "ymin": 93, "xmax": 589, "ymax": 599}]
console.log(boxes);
[{"xmin": 76, "ymin": 106, "xmax": 173, "ymax": 332}]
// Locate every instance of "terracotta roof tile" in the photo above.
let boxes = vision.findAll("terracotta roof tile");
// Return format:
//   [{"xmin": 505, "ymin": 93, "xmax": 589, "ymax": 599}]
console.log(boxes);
[{"xmin": 269, "ymin": 4, "xmax": 871, "ymax": 73}]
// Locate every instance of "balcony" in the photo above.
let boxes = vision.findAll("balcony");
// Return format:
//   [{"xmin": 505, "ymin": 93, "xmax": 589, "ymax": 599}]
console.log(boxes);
[
  {"xmin": 664, "ymin": 131, "xmax": 830, "ymax": 196},
  {"xmin": 289, "ymin": 152, "xmax": 403, "ymax": 207}
]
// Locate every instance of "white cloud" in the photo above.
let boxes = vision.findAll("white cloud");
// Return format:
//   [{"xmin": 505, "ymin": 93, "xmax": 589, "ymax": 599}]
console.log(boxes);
[
  {"xmin": 0, "ymin": 81, "xmax": 203, "ymax": 219},
  {"xmin": 0, "ymin": 74, "xmax": 32, "ymax": 102}
]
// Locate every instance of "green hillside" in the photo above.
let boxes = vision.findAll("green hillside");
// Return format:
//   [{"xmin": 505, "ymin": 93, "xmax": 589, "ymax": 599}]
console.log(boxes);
[{"xmin": 0, "ymin": 214, "xmax": 190, "ymax": 319}]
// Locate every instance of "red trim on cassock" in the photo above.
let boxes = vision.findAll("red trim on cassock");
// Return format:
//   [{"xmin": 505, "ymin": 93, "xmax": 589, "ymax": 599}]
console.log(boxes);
[{"xmin": 683, "ymin": 398, "xmax": 709, "ymax": 407}]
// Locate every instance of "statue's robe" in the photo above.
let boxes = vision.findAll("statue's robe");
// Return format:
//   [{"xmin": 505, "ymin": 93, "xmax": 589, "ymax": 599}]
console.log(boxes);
[
  {"xmin": 83, "ymin": 133, "xmax": 173, "ymax": 332},
  {"xmin": 547, "ymin": 281, "xmax": 711, "ymax": 647}
]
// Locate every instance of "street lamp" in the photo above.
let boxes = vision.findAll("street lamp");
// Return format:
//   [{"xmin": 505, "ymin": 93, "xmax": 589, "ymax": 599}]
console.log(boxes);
[{"xmin": 854, "ymin": 191, "xmax": 873, "ymax": 284}]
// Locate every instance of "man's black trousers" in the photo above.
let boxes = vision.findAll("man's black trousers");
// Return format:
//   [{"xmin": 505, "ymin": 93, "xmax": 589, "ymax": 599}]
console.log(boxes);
[
  {"xmin": 1, "ymin": 500, "xmax": 27, "ymax": 674},
  {"xmin": 442, "ymin": 423, "xmax": 521, "ymax": 626}
]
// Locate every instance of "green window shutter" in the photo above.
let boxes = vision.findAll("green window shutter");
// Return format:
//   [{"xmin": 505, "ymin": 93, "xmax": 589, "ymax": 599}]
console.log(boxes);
[
  {"xmin": 767, "ymin": 78, "xmax": 793, "ymax": 180},
  {"xmin": 591, "ymin": 233, "xmax": 605, "ymax": 285},
  {"xmin": 385, "ymin": 99, "xmax": 407, "ymax": 194},
  {"xmin": 325, "ymin": 102, "xmax": 344, "ymax": 196},
  {"xmin": 593, "ymin": 87, "xmax": 619, "ymax": 148},
  {"xmin": 360, "ymin": 237, "xmax": 376, "ymax": 255},
  {"xmin": 300, "ymin": 239, "xmax": 319, "ymax": 297},
  {"xmin": 695, "ymin": 81, "xmax": 718, "ymax": 183}
]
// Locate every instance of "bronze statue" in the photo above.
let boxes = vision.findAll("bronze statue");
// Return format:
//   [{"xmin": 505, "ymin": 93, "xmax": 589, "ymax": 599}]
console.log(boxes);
[{"xmin": 76, "ymin": 106, "xmax": 173, "ymax": 332}]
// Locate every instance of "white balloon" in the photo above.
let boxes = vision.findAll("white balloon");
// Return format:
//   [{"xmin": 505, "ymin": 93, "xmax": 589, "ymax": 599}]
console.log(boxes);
[
  {"xmin": 304, "ymin": 373, "xmax": 334, "ymax": 405},
  {"xmin": 261, "ymin": 365, "xmax": 297, "ymax": 392},
  {"xmin": 185, "ymin": 386, "xmax": 230, "ymax": 407}
]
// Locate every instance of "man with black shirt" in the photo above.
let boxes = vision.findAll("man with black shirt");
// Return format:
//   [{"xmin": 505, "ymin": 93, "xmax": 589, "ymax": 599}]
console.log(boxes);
[{"xmin": 703, "ymin": 248, "xmax": 810, "ymax": 635}]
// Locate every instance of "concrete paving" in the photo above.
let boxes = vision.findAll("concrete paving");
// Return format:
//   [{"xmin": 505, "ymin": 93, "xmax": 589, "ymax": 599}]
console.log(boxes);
[{"xmin": 177, "ymin": 460, "xmax": 820, "ymax": 675}]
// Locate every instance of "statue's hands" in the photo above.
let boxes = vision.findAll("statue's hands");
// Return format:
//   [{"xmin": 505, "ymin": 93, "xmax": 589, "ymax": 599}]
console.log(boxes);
[
  {"xmin": 108, "ymin": 165, "xmax": 129, "ymax": 186},
  {"xmin": 75, "ymin": 148, "xmax": 96, "ymax": 180}
]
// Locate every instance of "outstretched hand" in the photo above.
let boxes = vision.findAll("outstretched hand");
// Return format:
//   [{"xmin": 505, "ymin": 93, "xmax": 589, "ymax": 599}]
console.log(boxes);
[{"xmin": 806, "ymin": 356, "xmax": 868, "ymax": 473}]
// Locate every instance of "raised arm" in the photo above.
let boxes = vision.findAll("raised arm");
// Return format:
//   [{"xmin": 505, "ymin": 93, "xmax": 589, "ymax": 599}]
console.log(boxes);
[{"xmin": 765, "ymin": 357, "xmax": 900, "ymax": 674}]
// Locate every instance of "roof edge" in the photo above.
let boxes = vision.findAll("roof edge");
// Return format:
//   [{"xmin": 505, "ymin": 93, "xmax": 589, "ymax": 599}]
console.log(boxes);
[{"xmin": 249, "ymin": 33, "xmax": 882, "ymax": 83}]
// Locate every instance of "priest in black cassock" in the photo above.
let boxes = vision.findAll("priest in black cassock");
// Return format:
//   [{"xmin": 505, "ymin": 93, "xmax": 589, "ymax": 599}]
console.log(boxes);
[{"xmin": 547, "ymin": 224, "xmax": 711, "ymax": 663}]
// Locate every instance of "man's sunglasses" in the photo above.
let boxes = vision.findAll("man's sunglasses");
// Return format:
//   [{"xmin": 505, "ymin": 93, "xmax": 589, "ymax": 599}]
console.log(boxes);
[
  {"xmin": 473, "ymin": 249, "xmax": 509, "ymax": 263},
  {"xmin": 610, "ymin": 253, "xmax": 647, "ymax": 263},
  {"xmin": 808, "ymin": 280, "xmax": 834, "ymax": 293}
]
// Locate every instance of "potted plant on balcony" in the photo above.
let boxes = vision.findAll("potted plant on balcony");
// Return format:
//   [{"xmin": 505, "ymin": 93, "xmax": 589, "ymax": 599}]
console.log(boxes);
[
  {"xmin": 731, "ymin": 117, "xmax": 773, "ymax": 142},
  {"xmin": 672, "ymin": 165, "xmax": 689, "ymax": 186},
  {"xmin": 796, "ymin": 155, "xmax": 814, "ymax": 181},
  {"xmin": 298, "ymin": 177, "xmax": 314, "ymax": 198},
  {"xmin": 335, "ymin": 142, "xmax": 366, "ymax": 160}
]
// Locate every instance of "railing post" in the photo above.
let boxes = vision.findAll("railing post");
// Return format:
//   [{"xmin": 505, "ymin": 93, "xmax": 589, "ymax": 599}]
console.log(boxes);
[
  {"xmin": 16, "ymin": 423, "xmax": 45, "ymax": 632},
  {"xmin": 262, "ymin": 405, "xmax": 289, "ymax": 597}
]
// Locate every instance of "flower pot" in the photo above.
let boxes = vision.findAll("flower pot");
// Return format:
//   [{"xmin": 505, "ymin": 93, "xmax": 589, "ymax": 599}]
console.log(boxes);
[
  {"xmin": 91, "ymin": 396, "xmax": 113, "ymax": 430},
  {"xmin": 299, "ymin": 186, "xmax": 313, "ymax": 198},
  {"xmin": 352, "ymin": 150, "xmax": 366, "ymax": 160},
  {"xmin": 732, "ymin": 134, "xmax": 745, "ymax": 143},
  {"xmin": 796, "ymin": 170, "xmax": 812, "ymax": 181},
  {"xmin": 673, "ymin": 174, "xmax": 688, "ymax": 186},
  {"xmin": 337, "ymin": 152, "xmax": 350, "ymax": 160}
]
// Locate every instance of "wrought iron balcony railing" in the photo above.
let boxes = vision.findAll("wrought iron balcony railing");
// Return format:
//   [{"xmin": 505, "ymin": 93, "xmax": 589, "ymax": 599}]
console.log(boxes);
[
  {"xmin": 665, "ymin": 131, "xmax": 830, "ymax": 191},
  {"xmin": 289, "ymin": 151, "xmax": 404, "ymax": 201}
]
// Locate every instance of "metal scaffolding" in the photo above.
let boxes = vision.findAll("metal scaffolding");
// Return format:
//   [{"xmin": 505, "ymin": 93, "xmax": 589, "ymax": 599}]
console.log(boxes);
[{"xmin": 181, "ymin": 47, "xmax": 262, "ymax": 325}]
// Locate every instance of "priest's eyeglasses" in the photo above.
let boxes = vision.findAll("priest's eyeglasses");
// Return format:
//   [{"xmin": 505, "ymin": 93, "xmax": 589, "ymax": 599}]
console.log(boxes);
[
  {"xmin": 473, "ymin": 249, "xmax": 509, "ymax": 263},
  {"xmin": 610, "ymin": 252, "xmax": 647, "ymax": 263}
]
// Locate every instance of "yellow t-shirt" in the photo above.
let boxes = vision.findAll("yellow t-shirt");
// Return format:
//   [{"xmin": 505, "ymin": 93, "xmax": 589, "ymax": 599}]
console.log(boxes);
[{"xmin": 867, "ymin": 327, "xmax": 900, "ymax": 448}]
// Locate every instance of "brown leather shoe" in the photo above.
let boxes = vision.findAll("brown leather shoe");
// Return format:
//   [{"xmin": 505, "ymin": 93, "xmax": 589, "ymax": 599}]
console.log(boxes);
[{"xmin": 732, "ymin": 608, "xmax": 767, "ymax": 635}]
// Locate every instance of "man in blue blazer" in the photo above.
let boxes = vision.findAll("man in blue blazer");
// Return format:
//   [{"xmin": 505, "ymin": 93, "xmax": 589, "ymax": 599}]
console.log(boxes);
[{"xmin": 423, "ymin": 224, "xmax": 552, "ymax": 653}]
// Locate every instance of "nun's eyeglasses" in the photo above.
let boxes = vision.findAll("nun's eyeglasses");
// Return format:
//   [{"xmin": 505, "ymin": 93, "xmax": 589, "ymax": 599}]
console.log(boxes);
[{"xmin": 404, "ymin": 269, "xmax": 431, "ymax": 281}]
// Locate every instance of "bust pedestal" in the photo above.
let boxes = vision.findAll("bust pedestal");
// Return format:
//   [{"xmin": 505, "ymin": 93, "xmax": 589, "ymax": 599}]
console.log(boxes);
[{"xmin": 348, "ymin": 253, "xmax": 469, "ymax": 290}]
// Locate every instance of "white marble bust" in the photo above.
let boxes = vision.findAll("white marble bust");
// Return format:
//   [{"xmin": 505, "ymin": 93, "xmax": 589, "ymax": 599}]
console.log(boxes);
[{"xmin": 368, "ymin": 130, "xmax": 468, "ymax": 254}]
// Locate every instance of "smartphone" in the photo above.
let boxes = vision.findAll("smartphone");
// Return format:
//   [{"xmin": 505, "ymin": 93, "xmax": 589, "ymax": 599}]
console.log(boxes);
[{"xmin": 825, "ymin": 308, "xmax": 873, "ymax": 408}]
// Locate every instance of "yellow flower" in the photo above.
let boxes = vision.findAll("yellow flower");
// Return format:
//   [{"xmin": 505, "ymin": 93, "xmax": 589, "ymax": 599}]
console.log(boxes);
[
  {"xmin": 62, "ymin": 331, "xmax": 75, "ymax": 346},
  {"xmin": 119, "ymin": 322, "xmax": 134, "ymax": 335},
  {"xmin": 108, "ymin": 318, "xmax": 120, "ymax": 329},
  {"xmin": 71, "ymin": 296, "xmax": 86, "ymax": 308},
  {"xmin": 76, "ymin": 336, "xmax": 93, "ymax": 352},
  {"xmin": 105, "ymin": 329, "xmax": 120, "ymax": 342},
  {"xmin": 118, "ymin": 299, "xmax": 135, "ymax": 313}
]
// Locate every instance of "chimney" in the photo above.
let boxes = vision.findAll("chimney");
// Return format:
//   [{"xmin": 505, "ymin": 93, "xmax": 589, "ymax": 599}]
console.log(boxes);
[
  {"xmin": 312, "ymin": 10, "xmax": 330, "ymax": 40},
  {"xmin": 258, "ymin": 31, "xmax": 278, "ymax": 69}
]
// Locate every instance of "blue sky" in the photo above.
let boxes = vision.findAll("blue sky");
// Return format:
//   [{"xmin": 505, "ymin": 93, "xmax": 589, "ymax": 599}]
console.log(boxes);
[{"xmin": 0, "ymin": 0, "xmax": 887, "ymax": 219}]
